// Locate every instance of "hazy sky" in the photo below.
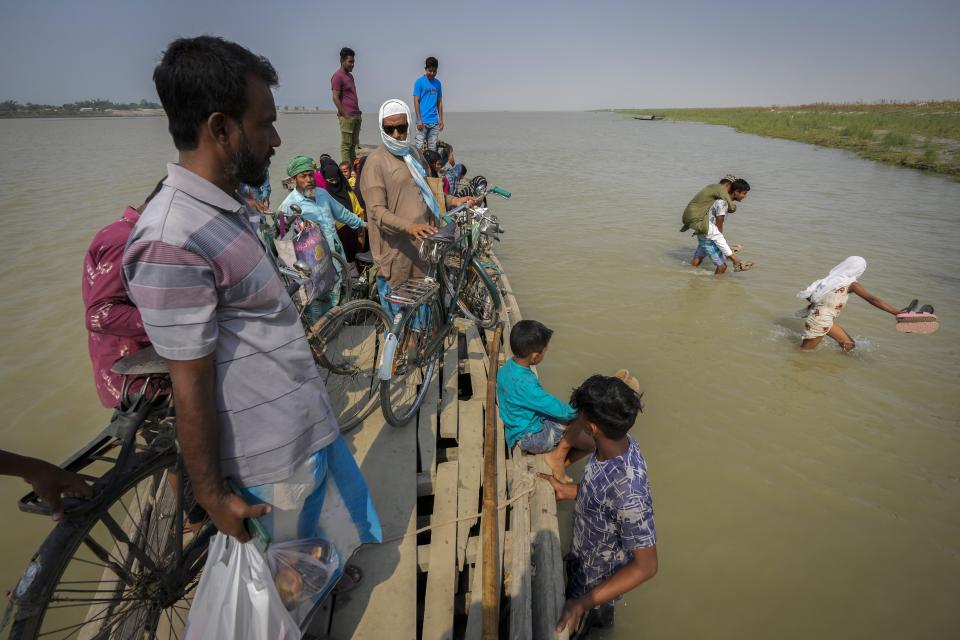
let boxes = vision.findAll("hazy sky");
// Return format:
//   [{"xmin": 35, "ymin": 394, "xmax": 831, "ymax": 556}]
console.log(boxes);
[{"xmin": 1, "ymin": 0, "xmax": 958, "ymax": 110}]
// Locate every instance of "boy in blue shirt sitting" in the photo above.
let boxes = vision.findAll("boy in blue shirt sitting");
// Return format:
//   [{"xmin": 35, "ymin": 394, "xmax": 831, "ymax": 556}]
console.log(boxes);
[
  {"xmin": 539, "ymin": 374, "xmax": 658, "ymax": 636},
  {"xmin": 497, "ymin": 320, "xmax": 596, "ymax": 481}
]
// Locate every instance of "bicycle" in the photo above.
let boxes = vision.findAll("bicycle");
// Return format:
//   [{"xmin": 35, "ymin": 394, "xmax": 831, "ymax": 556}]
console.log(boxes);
[
  {"xmin": 438, "ymin": 178, "xmax": 510, "ymax": 329},
  {"xmin": 377, "ymin": 191, "xmax": 510, "ymax": 428},
  {"xmin": 3, "ymin": 355, "xmax": 211, "ymax": 640}
]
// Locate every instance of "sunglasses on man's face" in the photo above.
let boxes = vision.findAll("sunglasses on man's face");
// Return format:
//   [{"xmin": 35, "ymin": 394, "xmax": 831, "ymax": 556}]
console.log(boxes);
[{"xmin": 383, "ymin": 123, "xmax": 408, "ymax": 135}]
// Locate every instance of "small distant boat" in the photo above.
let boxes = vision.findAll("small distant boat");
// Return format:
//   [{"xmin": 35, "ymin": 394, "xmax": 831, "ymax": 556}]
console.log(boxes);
[{"xmin": 633, "ymin": 114, "xmax": 665, "ymax": 121}]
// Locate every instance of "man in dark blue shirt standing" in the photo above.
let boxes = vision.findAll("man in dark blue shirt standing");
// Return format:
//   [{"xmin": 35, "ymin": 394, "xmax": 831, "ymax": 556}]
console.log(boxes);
[{"xmin": 413, "ymin": 56, "xmax": 443, "ymax": 151}]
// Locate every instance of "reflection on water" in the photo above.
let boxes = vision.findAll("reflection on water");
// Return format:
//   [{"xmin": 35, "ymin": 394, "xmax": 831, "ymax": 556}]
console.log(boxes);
[{"xmin": 1, "ymin": 112, "xmax": 958, "ymax": 639}]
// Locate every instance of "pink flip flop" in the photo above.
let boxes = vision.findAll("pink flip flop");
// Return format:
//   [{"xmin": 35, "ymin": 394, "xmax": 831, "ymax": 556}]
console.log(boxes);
[{"xmin": 896, "ymin": 311, "xmax": 940, "ymax": 334}]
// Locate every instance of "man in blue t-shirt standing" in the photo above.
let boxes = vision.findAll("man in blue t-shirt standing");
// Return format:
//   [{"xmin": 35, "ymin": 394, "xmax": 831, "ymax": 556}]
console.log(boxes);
[{"xmin": 413, "ymin": 56, "xmax": 443, "ymax": 151}]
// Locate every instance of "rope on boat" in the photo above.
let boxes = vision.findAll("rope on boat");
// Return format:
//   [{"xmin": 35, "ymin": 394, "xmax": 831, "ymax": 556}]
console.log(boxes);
[{"xmin": 379, "ymin": 473, "xmax": 538, "ymax": 544}]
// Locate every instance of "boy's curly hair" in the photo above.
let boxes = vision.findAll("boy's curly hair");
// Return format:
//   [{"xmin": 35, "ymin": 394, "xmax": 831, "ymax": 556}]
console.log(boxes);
[{"xmin": 570, "ymin": 375, "xmax": 643, "ymax": 439}]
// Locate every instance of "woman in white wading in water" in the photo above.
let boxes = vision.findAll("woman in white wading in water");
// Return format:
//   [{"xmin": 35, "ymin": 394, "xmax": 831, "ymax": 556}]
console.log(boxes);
[{"xmin": 798, "ymin": 256, "xmax": 903, "ymax": 352}]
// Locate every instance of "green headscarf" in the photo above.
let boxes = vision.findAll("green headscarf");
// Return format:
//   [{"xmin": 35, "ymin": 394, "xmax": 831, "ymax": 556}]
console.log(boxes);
[{"xmin": 286, "ymin": 155, "xmax": 315, "ymax": 177}]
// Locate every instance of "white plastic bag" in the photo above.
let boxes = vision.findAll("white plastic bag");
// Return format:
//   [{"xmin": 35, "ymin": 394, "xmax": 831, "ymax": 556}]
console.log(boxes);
[
  {"xmin": 267, "ymin": 538, "xmax": 340, "ymax": 610},
  {"xmin": 185, "ymin": 533, "xmax": 301, "ymax": 640}
]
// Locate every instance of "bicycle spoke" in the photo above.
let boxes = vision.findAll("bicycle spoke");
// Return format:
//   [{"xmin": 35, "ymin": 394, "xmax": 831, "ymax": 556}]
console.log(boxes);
[
  {"xmin": 36, "ymin": 597, "xmax": 141, "ymax": 638},
  {"xmin": 101, "ymin": 597, "xmax": 159, "ymax": 640},
  {"xmin": 99, "ymin": 511, "xmax": 159, "ymax": 572},
  {"xmin": 45, "ymin": 596, "xmax": 151, "ymax": 609},
  {"xmin": 127, "ymin": 468, "xmax": 170, "ymax": 562},
  {"xmin": 167, "ymin": 607, "xmax": 186, "ymax": 639},
  {"xmin": 115, "ymin": 486, "xmax": 159, "ymax": 561},
  {"xmin": 52, "ymin": 578, "xmax": 127, "ymax": 587},
  {"xmin": 79, "ymin": 535, "xmax": 137, "ymax": 585},
  {"xmin": 94, "ymin": 600, "xmax": 151, "ymax": 640},
  {"xmin": 128, "ymin": 471, "xmax": 153, "ymax": 555}
]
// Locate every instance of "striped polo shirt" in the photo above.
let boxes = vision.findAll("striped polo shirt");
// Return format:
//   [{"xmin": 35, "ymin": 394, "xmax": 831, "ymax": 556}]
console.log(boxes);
[{"xmin": 123, "ymin": 163, "xmax": 339, "ymax": 486}]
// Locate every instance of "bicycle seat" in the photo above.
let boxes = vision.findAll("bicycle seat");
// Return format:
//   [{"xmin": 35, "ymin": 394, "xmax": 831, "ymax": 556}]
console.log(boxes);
[
  {"xmin": 111, "ymin": 345, "xmax": 169, "ymax": 376},
  {"xmin": 355, "ymin": 250, "xmax": 374, "ymax": 264},
  {"xmin": 425, "ymin": 224, "xmax": 456, "ymax": 244}
]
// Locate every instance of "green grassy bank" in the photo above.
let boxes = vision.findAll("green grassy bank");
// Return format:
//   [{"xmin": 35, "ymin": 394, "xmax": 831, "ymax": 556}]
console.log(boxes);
[{"xmin": 619, "ymin": 102, "xmax": 960, "ymax": 180}]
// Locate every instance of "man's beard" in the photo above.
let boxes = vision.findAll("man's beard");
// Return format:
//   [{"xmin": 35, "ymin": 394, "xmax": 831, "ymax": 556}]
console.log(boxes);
[
  {"xmin": 297, "ymin": 186, "xmax": 316, "ymax": 199},
  {"xmin": 226, "ymin": 127, "xmax": 270, "ymax": 186}
]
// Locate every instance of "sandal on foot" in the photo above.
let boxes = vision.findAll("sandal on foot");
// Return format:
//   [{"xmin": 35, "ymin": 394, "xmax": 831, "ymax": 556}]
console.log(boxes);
[
  {"xmin": 734, "ymin": 261, "xmax": 754, "ymax": 272},
  {"xmin": 333, "ymin": 564, "xmax": 363, "ymax": 594}
]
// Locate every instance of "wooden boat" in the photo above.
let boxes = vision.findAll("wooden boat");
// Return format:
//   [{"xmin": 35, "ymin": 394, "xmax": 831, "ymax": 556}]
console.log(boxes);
[{"xmin": 633, "ymin": 114, "xmax": 664, "ymax": 121}]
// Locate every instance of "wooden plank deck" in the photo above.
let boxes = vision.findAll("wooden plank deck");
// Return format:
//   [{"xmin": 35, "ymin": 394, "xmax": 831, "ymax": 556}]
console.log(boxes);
[
  {"xmin": 421, "ymin": 461, "xmax": 459, "ymax": 640},
  {"xmin": 439, "ymin": 341, "xmax": 459, "ymax": 440}
]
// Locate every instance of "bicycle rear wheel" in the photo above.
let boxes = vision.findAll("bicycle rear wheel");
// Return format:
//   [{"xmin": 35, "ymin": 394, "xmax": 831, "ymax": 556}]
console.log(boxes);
[
  {"xmin": 8, "ymin": 451, "xmax": 212, "ymax": 640},
  {"xmin": 379, "ymin": 300, "xmax": 446, "ymax": 427},
  {"xmin": 310, "ymin": 300, "xmax": 390, "ymax": 432},
  {"xmin": 441, "ymin": 255, "xmax": 502, "ymax": 329}
]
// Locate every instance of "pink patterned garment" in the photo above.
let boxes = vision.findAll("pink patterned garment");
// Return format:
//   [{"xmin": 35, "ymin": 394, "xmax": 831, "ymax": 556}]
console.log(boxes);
[{"xmin": 82, "ymin": 207, "xmax": 151, "ymax": 407}]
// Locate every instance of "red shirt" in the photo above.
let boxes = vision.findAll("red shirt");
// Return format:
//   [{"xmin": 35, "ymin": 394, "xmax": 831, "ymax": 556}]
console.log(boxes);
[
  {"xmin": 82, "ymin": 207, "xmax": 150, "ymax": 407},
  {"xmin": 331, "ymin": 68, "xmax": 361, "ymax": 117}
]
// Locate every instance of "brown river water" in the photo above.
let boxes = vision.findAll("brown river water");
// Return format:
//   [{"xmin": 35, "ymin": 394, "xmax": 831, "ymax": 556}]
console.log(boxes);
[{"xmin": 1, "ymin": 112, "xmax": 958, "ymax": 639}]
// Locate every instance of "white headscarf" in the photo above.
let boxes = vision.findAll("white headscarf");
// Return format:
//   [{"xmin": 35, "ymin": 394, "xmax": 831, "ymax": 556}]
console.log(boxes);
[
  {"xmin": 379, "ymin": 99, "xmax": 411, "ymax": 155},
  {"xmin": 378, "ymin": 98, "xmax": 440, "ymax": 220},
  {"xmin": 797, "ymin": 256, "xmax": 867, "ymax": 302}
]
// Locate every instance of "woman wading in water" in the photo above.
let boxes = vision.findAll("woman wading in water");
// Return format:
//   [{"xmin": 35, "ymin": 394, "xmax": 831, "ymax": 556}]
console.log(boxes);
[{"xmin": 798, "ymin": 256, "xmax": 901, "ymax": 352}]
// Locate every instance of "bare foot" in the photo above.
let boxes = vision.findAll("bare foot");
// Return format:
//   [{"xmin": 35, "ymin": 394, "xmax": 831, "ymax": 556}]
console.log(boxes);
[{"xmin": 543, "ymin": 451, "xmax": 572, "ymax": 483}]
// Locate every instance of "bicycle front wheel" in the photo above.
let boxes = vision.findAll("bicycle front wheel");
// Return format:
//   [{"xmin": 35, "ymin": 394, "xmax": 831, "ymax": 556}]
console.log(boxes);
[
  {"xmin": 311, "ymin": 300, "xmax": 390, "ymax": 432},
  {"xmin": 8, "ymin": 451, "xmax": 212, "ymax": 640},
  {"xmin": 440, "ymin": 255, "xmax": 502, "ymax": 329},
  {"xmin": 380, "ymin": 300, "xmax": 445, "ymax": 427}
]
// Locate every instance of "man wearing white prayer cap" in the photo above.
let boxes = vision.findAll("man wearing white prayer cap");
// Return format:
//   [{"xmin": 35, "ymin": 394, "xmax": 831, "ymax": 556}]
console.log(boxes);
[{"xmin": 359, "ymin": 98, "xmax": 475, "ymax": 317}]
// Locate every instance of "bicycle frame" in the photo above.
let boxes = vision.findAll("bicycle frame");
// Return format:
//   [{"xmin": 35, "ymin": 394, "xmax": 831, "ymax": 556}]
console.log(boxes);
[{"xmin": 378, "ymin": 207, "xmax": 498, "ymax": 381}]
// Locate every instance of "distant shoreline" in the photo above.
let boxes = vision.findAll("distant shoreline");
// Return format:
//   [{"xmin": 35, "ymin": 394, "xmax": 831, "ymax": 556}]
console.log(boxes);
[
  {"xmin": 616, "ymin": 102, "xmax": 960, "ymax": 180},
  {"xmin": 0, "ymin": 109, "xmax": 165, "ymax": 119},
  {"xmin": 0, "ymin": 108, "xmax": 338, "ymax": 119}
]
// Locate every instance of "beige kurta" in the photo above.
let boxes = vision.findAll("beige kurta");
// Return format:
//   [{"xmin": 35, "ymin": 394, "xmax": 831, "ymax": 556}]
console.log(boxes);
[{"xmin": 359, "ymin": 145, "xmax": 433, "ymax": 287}]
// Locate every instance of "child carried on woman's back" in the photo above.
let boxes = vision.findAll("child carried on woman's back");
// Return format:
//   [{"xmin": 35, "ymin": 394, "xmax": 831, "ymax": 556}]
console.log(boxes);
[{"xmin": 496, "ymin": 320, "xmax": 596, "ymax": 481}]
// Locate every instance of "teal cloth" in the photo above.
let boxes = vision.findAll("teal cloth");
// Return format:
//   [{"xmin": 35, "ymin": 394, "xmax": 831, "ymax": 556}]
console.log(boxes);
[{"xmin": 496, "ymin": 358, "xmax": 577, "ymax": 448}]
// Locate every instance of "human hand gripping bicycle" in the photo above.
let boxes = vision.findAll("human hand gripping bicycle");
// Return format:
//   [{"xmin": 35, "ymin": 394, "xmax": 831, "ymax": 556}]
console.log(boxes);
[
  {"xmin": 377, "ymin": 182, "xmax": 511, "ymax": 427},
  {"xmin": 2, "ymin": 353, "xmax": 213, "ymax": 639}
]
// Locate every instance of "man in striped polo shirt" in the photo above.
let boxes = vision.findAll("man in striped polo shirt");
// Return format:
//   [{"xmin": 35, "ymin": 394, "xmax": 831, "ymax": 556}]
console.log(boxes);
[{"xmin": 123, "ymin": 37, "xmax": 379, "ymax": 610}]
